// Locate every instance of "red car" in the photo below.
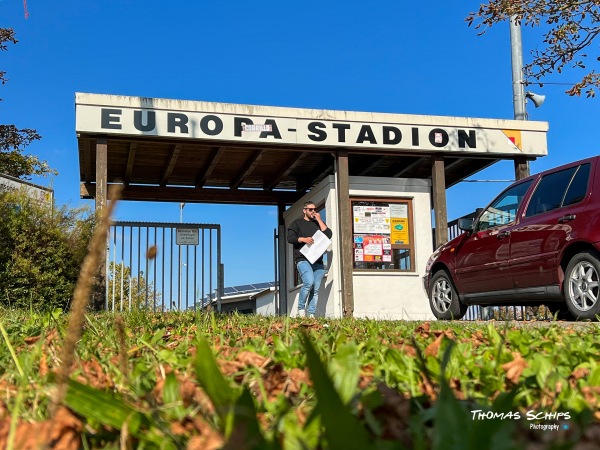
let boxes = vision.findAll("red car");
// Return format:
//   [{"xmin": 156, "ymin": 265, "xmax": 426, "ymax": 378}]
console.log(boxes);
[{"xmin": 424, "ymin": 156, "xmax": 600, "ymax": 321}]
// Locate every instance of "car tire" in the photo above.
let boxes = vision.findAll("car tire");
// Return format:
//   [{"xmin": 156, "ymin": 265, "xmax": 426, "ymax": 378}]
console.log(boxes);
[
  {"xmin": 563, "ymin": 251, "xmax": 600, "ymax": 321},
  {"xmin": 429, "ymin": 270, "xmax": 467, "ymax": 320}
]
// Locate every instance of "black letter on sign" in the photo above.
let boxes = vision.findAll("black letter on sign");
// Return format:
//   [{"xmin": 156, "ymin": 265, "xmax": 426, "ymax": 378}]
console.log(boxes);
[
  {"xmin": 168, "ymin": 113, "xmax": 189, "ymax": 134},
  {"xmin": 411, "ymin": 127, "xmax": 419, "ymax": 146},
  {"xmin": 429, "ymin": 128, "xmax": 449, "ymax": 148},
  {"xmin": 101, "ymin": 108, "xmax": 122, "ymax": 130},
  {"xmin": 260, "ymin": 119, "xmax": 282, "ymax": 139},
  {"xmin": 134, "ymin": 110, "xmax": 156, "ymax": 132},
  {"xmin": 234, "ymin": 117, "xmax": 253, "ymax": 137},
  {"xmin": 332, "ymin": 123, "xmax": 351, "ymax": 142},
  {"xmin": 200, "ymin": 115, "xmax": 224, "ymax": 136},
  {"xmin": 458, "ymin": 130, "xmax": 476, "ymax": 148},
  {"xmin": 383, "ymin": 126, "xmax": 402, "ymax": 145},
  {"xmin": 308, "ymin": 122, "xmax": 327, "ymax": 142},
  {"xmin": 357, "ymin": 125, "xmax": 377, "ymax": 144}
]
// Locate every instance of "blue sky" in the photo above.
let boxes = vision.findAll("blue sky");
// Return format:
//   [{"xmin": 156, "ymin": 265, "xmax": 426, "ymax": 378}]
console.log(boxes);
[{"xmin": 2, "ymin": 0, "xmax": 599, "ymax": 286}]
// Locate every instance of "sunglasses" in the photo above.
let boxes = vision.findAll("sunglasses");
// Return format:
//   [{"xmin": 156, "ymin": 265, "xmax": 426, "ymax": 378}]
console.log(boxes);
[{"xmin": 304, "ymin": 208, "xmax": 316, "ymax": 211}]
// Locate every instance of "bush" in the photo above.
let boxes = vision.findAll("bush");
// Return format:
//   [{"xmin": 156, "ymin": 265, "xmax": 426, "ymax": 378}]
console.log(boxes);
[{"xmin": 0, "ymin": 189, "xmax": 96, "ymax": 311}]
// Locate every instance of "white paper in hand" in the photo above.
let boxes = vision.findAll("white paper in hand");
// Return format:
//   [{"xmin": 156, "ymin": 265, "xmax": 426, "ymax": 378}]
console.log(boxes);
[{"xmin": 300, "ymin": 230, "xmax": 332, "ymax": 264}]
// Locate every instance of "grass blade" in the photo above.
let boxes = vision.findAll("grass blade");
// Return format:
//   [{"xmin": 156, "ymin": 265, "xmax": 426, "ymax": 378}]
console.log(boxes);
[{"xmin": 300, "ymin": 332, "xmax": 373, "ymax": 450}]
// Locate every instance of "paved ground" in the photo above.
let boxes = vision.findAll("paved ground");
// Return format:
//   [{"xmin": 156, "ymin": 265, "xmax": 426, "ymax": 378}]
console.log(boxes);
[{"xmin": 459, "ymin": 320, "xmax": 599, "ymax": 330}]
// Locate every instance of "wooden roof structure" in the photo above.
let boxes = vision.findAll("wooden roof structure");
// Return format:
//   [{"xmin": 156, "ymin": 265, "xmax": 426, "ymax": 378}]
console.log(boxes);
[{"xmin": 76, "ymin": 93, "xmax": 549, "ymax": 206}]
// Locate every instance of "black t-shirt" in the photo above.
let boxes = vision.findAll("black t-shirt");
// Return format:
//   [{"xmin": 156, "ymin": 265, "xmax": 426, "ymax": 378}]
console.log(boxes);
[{"xmin": 287, "ymin": 217, "xmax": 333, "ymax": 264}]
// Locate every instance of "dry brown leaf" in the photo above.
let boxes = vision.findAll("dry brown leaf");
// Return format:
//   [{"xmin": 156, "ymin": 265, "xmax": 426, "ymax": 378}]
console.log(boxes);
[
  {"xmin": 501, "ymin": 352, "xmax": 528, "ymax": 384},
  {"xmin": 24, "ymin": 335, "xmax": 41, "ymax": 344},
  {"xmin": 415, "ymin": 322, "xmax": 431, "ymax": 336},
  {"xmin": 0, "ymin": 407, "xmax": 82, "ymax": 450},
  {"xmin": 237, "ymin": 351, "xmax": 269, "ymax": 368},
  {"xmin": 571, "ymin": 367, "xmax": 590, "ymax": 380},
  {"xmin": 425, "ymin": 334, "xmax": 444, "ymax": 357}
]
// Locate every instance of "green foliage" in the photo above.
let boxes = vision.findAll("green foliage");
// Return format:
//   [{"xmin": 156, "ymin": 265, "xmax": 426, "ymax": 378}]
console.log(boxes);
[
  {"xmin": 0, "ymin": 312, "xmax": 598, "ymax": 449},
  {"xmin": 467, "ymin": 1, "xmax": 600, "ymax": 97},
  {"xmin": 0, "ymin": 189, "xmax": 95, "ymax": 311}
]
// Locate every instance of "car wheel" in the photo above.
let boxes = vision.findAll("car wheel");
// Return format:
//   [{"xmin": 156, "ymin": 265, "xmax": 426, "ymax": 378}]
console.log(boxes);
[
  {"xmin": 429, "ymin": 270, "xmax": 467, "ymax": 320},
  {"xmin": 564, "ymin": 251, "xmax": 600, "ymax": 321}
]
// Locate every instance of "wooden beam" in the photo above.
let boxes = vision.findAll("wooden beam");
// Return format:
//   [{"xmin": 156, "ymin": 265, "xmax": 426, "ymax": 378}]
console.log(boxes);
[
  {"xmin": 81, "ymin": 183, "xmax": 303, "ymax": 205},
  {"xmin": 230, "ymin": 149, "xmax": 265, "ymax": 189},
  {"xmin": 124, "ymin": 142, "xmax": 137, "ymax": 185},
  {"xmin": 356, "ymin": 156, "xmax": 384, "ymax": 176},
  {"xmin": 265, "ymin": 153, "xmax": 307, "ymax": 191},
  {"xmin": 83, "ymin": 139, "xmax": 91, "ymax": 183},
  {"xmin": 94, "ymin": 137, "xmax": 108, "ymax": 312},
  {"xmin": 431, "ymin": 155, "xmax": 448, "ymax": 248},
  {"xmin": 297, "ymin": 154, "xmax": 334, "ymax": 192},
  {"xmin": 161, "ymin": 144, "xmax": 182, "ymax": 186},
  {"xmin": 393, "ymin": 157, "xmax": 425, "ymax": 177},
  {"xmin": 336, "ymin": 150, "xmax": 354, "ymax": 317},
  {"xmin": 196, "ymin": 147, "xmax": 225, "ymax": 188},
  {"xmin": 95, "ymin": 138, "xmax": 108, "ymax": 211},
  {"xmin": 514, "ymin": 157, "xmax": 530, "ymax": 180}
]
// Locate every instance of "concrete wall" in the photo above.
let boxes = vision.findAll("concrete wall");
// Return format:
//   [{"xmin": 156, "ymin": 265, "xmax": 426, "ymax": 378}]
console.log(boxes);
[
  {"xmin": 255, "ymin": 289, "xmax": 277, "ymax": 316},
  {"xmin": 283, "ymin": 175, "xmax": 436, "ymax": 320}
]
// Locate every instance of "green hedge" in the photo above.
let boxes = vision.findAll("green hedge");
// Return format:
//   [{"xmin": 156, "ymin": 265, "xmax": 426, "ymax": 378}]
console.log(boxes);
[{"xmin": 0, "ymin": 189, "xmax": 95, "ymax": 310}]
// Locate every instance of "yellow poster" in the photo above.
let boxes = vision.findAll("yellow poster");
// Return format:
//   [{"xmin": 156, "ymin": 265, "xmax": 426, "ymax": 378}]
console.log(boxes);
[{"xmin": 391, "ymin": 218, "xmax": 409, "ymax": 244}]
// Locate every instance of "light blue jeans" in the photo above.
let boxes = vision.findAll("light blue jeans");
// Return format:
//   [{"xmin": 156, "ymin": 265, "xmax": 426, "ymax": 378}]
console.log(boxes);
[{"xmin": 297, "ymin": 260, "xmax": 325, "ymax": 316}]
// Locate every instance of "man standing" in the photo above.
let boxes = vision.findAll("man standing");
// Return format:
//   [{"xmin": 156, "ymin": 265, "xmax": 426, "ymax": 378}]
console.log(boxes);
[{"xmin": 287, "ymin": 201, "xmax": 333, "ymax": 317}]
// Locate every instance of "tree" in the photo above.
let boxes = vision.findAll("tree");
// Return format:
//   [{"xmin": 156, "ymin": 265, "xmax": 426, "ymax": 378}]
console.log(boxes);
[
  {"xmin": 467, "ymin": 1, "xmax": 600, "ymax": 97},
  {"xmin": 107, "ymin": 262, "xmax": 162, "ymax": 311},
  {"xmin": 0, "ymin": 28, "xmax": 56, "ymax": 179},
  {"xmin": 0, "ymin": 189, "xmax": 95, "ymax": 311}
]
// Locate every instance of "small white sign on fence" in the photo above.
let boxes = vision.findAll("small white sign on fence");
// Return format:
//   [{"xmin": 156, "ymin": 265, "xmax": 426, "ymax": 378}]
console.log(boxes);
[{"xmin": 176, "ymin": 228, "xmax": 199, "ymax": 245}]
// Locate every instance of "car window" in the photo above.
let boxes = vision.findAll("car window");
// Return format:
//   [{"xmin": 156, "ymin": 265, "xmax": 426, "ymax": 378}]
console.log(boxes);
[
  {"xmin": 477, "ymin": 180, "xmax": 533, "ymax": 231},
  {"xmin": 562, "ymin": 163, "xmax": 590, "ymax": 207},
  {"xmin": 525, "ymin": 167, "xmax": 578, "ymax": 217}
]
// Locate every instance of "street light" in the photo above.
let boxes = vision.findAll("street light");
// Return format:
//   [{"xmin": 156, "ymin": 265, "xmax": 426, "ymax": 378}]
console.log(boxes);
[{"xmin": 179, "ymin": 202, "xmax": 185, "ymax": 223}]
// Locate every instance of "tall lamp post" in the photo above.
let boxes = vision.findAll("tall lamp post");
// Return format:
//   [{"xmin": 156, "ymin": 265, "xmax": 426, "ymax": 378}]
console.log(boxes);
[{"xmin": 510, "ymin": 16, "xmax": 530, "ymax": 180}]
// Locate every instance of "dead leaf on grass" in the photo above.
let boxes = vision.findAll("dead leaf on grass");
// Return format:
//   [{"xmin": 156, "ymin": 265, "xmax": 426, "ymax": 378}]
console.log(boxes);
[
  {"xmin": 0, "ymin": 406, "xmax": 82, "ymax": 450},
  {"xmin": 501, "ymin": 352, "xmax": 528, "ymax": 384},
  {"xmin": 24, "ymin": 335, "xmax": 41, "ymax": 345},
  {"xmin": 236, "ymin": 351, "xmax": 269, "ymax": 368},
  {"xmin": 425, "ymin": 334, "xmax": 444, "ymax": 357},
  {"xmin": 415, "ymin": 322, "xmax": 431, "ymax": 336}
]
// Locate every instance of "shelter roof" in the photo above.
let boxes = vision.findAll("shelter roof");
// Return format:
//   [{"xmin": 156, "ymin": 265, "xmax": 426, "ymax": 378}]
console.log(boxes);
[{"xmin": 75, "ymin": 93, "xmax": 549, "ymax": 205}]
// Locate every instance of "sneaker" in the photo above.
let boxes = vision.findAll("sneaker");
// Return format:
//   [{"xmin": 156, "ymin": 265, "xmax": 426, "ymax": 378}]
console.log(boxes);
[
  {"xmin": 308, "ymin": 313, "xmax": 315, "ymax": 318},
  {"xmin": 297, "ymin": 309, "xmax": 306, "ymax": 318}
]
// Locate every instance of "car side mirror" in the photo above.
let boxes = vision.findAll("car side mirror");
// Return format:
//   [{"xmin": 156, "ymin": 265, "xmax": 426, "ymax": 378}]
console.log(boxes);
[{"xmin": 458, "ymin": 218, "xmax": 474, "ymax": 232}]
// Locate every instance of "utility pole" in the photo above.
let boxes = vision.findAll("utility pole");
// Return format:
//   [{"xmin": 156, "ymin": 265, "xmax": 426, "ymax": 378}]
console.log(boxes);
[{"xmin": 510, "ymin": 16, "xmax": 530, "ymax": 179}]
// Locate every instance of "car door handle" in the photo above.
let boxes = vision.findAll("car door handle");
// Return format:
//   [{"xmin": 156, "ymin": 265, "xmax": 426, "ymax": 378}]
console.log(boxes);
[
  {"xmin": 558, "ymin": 214, "xmax": 576, "ymax": 223},
  {"xmin": 497, "ymin": 231, "xmax": 510, "ymax": 239}
]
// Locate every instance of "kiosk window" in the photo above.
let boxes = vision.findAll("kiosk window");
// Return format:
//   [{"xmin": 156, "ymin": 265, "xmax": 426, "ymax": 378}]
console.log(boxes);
[{"xmin": 352, "ymin": 199, "xmax": 414, "ymax": 271}]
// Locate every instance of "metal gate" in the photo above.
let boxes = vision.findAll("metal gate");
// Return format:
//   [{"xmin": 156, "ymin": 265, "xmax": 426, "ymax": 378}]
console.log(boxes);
[{"xmin": 106, "ymin": 221, "xmax": 223, "ymax": 312}]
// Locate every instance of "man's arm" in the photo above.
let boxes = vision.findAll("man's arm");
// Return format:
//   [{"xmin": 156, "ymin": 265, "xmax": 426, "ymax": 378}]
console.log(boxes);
[
  {"xmin": 314, "ymin": 212, "xmax": 333, "ymax": 239},
  {"xmin": 288, "ymin": 220, "xmax": 314, "ymax": 245}
]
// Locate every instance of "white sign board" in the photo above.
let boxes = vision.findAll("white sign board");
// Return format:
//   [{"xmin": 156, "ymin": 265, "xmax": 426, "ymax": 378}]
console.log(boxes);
[
  {"xmin": 176, "ymin": 228, "xmax": 199, "ymax": 245},
  {"xmin": 0, "ymin": 173, "xmax": 53, "ymax": 205},
  {"xmin": 75, "ymin": 93, "xmax": 549, "ymax": 156}
]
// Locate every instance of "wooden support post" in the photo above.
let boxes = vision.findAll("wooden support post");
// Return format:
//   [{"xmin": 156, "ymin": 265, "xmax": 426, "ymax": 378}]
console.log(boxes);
[
  {"xmin": 95, "ymin": 138, "xmax": 108, "ymax": 211},
  {"xmin": 431, "ymin": 155, "xmax": 448, "ymax": 248},
  {"xmin": 94, "ymin": 138, "xmax": 108, "ymax": 310},
  {"xmin": 514, "ymin": 157, "xmax": 530, "ymax": 180},
  {"xmin": 336, "ymin": 151, "xmax": 354, "ymax": 317},
  {"xmin": 277, "ymin": 200, "xmax": 288, "ymax": 316}
]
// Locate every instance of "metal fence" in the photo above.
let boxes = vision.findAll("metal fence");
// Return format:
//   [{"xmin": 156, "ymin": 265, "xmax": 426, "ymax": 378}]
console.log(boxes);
[{"xmin": 106, "ymin": 221, "xmax": 223, "ymax": 312}]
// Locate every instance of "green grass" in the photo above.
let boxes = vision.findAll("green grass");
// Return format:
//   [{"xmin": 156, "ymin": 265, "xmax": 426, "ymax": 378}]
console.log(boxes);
[{"xmin": 0, "ymin": 309, "xmax": 598, "ymax": 449}]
